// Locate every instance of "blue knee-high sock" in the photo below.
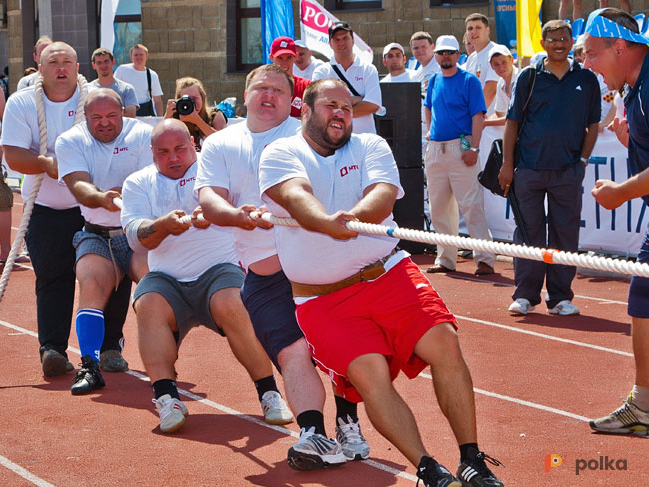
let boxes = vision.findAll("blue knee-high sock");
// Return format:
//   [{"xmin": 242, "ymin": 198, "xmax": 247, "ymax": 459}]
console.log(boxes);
[{"xmin": 76, "ymin": 309, "xmax": 105, "ymax": 362}]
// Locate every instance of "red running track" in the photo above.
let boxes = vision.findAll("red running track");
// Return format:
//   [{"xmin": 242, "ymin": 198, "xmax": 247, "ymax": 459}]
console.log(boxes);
[{"xmin": 0, "ymin": 197, "xmax": 647, "ymax": 486}]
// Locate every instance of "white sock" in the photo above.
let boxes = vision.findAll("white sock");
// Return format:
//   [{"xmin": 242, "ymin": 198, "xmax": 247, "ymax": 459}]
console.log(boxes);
[{"xmin": 631, "ymin": 385, "xmax": 649, "ymax": 411}]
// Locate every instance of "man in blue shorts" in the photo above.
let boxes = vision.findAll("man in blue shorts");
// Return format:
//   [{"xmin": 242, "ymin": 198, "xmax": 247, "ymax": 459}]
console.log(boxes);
[
  {"xmin": 120, "ymin": 119, "xmax": 292, "ymax": 434},
  {"xmin": 584, "ymin": 7, "xmax": 649, "ymax": 435}
]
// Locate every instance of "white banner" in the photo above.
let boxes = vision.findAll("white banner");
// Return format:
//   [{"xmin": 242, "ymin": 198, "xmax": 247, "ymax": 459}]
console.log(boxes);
[
  {"xmin": 299, "ymin": 0, "xmax": 374, "ymax": 65},
  {"xmin": 478, "ymin": 126, "xmax": 645, "ymax": 256},
  {"xmin": 100, "ymin": 0, "xmax": 120, "ymax": 51}
]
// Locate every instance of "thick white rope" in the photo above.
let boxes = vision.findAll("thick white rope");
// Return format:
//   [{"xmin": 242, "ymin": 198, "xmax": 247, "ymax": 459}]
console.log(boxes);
[
  {"xmin": 254, "ymin": 212, "xmax": 649, "ymax": 278},
  {"xmin": 0, "ymin": 74, "xmax": 88, "ymax": 302},
  {"xmin": 113, "ymin": 198, "xmax": 205, "ymax": 226}
]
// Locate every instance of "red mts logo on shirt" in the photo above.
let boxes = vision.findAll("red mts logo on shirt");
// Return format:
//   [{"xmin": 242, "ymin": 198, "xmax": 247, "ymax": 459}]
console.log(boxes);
[
  {"xmin": 113, "ymin": 147, "xmax": 129, "ymax": 154},
  {"xmin": 68, "ymin": 110, "xmax": 76, "ymax": 117},
  {"xmin": 179, "ymin": 176, "xmax": 195, "ymax": 187},
  {"xmin": 340, "ymin": 165, "xmax": 359, "ymax": 177}
]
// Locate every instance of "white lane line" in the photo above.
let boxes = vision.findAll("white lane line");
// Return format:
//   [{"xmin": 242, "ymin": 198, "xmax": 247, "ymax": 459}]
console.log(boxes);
[
  {"xmin": 0, "ymin": 319, "xmax": 418, "ymax": 483},
  {"xmin": 0, "ymin": 453, "xmax": 54, "ymax": 487},
  {"xmin": 419, "ymin": 372, "xmax": 591, "ymax": 422},
  {"xmin": 456, "ymin": 315, "xmax": 633, "ymax": 357}
]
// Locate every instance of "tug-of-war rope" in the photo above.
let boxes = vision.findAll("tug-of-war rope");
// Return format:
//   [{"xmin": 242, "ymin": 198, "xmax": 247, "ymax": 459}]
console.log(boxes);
[{"xmin": 0, "ymin": 75, "xmax": 88, "ymax": 303}]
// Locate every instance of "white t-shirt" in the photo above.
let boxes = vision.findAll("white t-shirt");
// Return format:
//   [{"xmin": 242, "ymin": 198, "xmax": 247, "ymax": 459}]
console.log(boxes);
[
  {"xmin": 17, "ymin": 72, "xmax": 39, "ymax": 91},
  {"xmin": 114, "ymin": 64, "xmax": 163, "ymax": 105},
  {"xmin": 312, "ymin": 56, "xmax": 382, "ymax": 134},
  {"xmin": 57, "ymin": 118, "xmax": 153, "ymax": 226},
  {"xmin": 293, "ymin": 58, "xmax": 325, "ymax": 80},
  {"xmin": 0, "ymin": 85, "xmax": 83, "ymax": 209},
  {"xmin": 259, "ymin": 133, "xmax": 404, "ymax": 285},
  {"xmin": 465, "ymin": 41, "xmax": 501, "ymax": 115},
  {"xmin": 121, "ymin": 161, "xmax": 238, "ymax": 282},
  {"xmin": 494, "ymin": 67, "xmax": 519, "ymax": 114},
  {"xmin": 381, "ymin": 70, "xmax": 418, "ymax": 83},
  {"xmin": 194, "ymin": 117, "xmax": 301, "ymax": 270}
]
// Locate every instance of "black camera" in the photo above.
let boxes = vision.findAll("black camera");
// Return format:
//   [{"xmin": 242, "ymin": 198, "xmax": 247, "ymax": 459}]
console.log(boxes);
[{"xmin": 174, "ymin": 95, "xmax": 195, "ymax": 118}]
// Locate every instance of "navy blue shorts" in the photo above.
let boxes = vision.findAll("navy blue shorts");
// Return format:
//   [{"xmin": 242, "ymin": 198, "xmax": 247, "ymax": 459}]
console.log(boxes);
[
  {"xmin": 629, "ymin": 228, "xmax": 649, "ymax": 318},
  {"xmin": 133, "ymin": 263, "xmax": 245, "ymax": 344},
  {"xmin": 240, "ymin": 268, "xmax": 304, "ymax": 372}
]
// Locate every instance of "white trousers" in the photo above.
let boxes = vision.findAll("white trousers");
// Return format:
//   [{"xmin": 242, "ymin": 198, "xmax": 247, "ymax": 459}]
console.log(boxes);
[{"xmin": 424, "ymin": 138, "xmax": 495, "ymax": 270}]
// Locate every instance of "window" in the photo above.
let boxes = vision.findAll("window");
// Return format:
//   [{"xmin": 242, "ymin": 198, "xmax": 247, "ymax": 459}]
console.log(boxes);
[
  {"xmin": 323, "ymin": 0, "xmax": 381, "ymax": 10},
  {"xmin": 113, "ymin": 0, "xmax": 142, "ymax": 66},
  {"xmin": 228, "ymin": 0, "xmax": 263, "ymax": 72}
]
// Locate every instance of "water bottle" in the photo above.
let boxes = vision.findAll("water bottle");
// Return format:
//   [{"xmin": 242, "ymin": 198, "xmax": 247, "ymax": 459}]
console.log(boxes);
[{"xmin": 460, "ymin": 134, "xmax": 470, "ymax": 152}]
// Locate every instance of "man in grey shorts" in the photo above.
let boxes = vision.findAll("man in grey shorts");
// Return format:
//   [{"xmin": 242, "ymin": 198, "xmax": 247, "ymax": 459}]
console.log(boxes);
[
  {"xmin": 58, "ymin": 89, "xmax": 153, "ymax": 395},
  {"xmin": 120, "ymin": 119, "xmax": 292, "ymax": 434}
]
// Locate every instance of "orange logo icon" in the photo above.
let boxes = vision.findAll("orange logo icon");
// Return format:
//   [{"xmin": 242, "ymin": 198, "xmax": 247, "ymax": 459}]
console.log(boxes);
[{"xmin": 545, "ymin": 454, "xmax": 564, "ymax": 473}]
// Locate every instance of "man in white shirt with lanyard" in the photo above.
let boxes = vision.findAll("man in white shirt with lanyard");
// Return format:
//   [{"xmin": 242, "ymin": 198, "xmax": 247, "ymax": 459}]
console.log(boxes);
[
  {"xmin": 120, "ymin": 118, "xmax": 292, "ymax": 434},
  {"xmin": 312, "ymin": 21, "xmax": 381, "ymax": 134},
  {"xmin": 57, "ymin": 89, "xmax": 152, "ymax": 394},
  {"xmin": 464, "ymin": 13, "xmax": 501, "ymax": 116},
  {"xmin": 1, "ymin": 42, "xmax": 133, "ymax": 379},
  {"xmin": 258, "ymin": 78, "xmax": 504, "ymax": 487}
]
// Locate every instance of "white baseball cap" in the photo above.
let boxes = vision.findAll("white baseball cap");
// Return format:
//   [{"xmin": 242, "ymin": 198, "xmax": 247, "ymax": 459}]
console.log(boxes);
[
  {"xmin": 434, "ymin": 35, "xmax": 460, "ymax": 52},
  {"xmin": 488, "ymin": 44, "xmax": 513, "ymax": 61},
  {"xmin": 382, "ymin": 42, "xmax": 405, "ymax": 57},
  {"xmin": 294, "ymin": 39, "xmax": 308, "ymax": 49}
]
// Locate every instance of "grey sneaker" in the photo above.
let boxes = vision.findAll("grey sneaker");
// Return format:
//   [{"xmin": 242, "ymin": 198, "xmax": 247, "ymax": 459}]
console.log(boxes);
[
  {"xmin": 590, "ymin": 393, "xmax": 649, "ymax": 436},
  {"xmin": 548, "ymin": 300, "xmax": 579, "ymax": 316},
  {"xmin": 99, "ymin": 349, "xmax": 129, "ymax": 372},
  {"xmin": 153, "ymin": 394, "xmax": 189, "ymax": 434},
  {"xmin": 335, "ymin": 414, "xmax": 370, "ymax": 461},
  {"xmin": 508, "ymin": 298, "xmax": 534, "ymax": 315},
  {"xmin": 260, "ymin": 390, "xmax": 293, "ymax": 425},
  {"xmin": 287, "ymin": 427, "xmax": 346, "ymax": 471},
  {"xmin": 41, "ymin": 349, "xmax": 74, "ymax": 377}
]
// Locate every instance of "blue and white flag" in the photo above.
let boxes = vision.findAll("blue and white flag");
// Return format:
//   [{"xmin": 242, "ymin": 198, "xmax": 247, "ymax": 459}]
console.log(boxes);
[{"xmin": 261, "ymin": 0, "xmax": 295, "ymax": 64}]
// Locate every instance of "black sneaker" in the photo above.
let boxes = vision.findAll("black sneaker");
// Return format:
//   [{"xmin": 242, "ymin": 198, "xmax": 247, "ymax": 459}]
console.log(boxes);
[
  {"xmin": 456, "ymin": 449, "xmax": 504, "ymax": 487},
  {"xmin": 71, "ymin": 355, "xmax": 105, "ymax": 395},
  {"xmin": 417, "ymin": 456, "xmax": 462, "ymax": 487},
  {"xmin": 41, "ymin": 349, "xmax": 74, "ymax": 377}
]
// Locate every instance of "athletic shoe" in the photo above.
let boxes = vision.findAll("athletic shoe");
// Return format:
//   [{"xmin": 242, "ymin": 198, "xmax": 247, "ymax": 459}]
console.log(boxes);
[
  {"xmin": 590, "ymin": 393, "xmax": 649, "ymax": 436},
  {"xmin": 508, "ymin": 298, "xmax": 534, "ymax": 315},
  {"xmin": 335, "ymin": 414, "xmax": 370, "ymax": 461},
  {"xmin": 287, "ymin": 427, "xmax": 346, "ymax": 471},
  {"xmin": 71, "ymin": 355, "xmax": 105, "ymax": 395},
  {"xmin": 153, "ymin": 394, "xmax": 189, "ymax": 434},
  {"xmin": 456, "ymin": 449, "xmax": 504, "ymax": 487},
  {"xmin": 99, "ymin": 349, "xmax": 129, "ymax": 372},
  {"xmin": 41, "ymin": 349, "xmax": 74, "ymax": 377},
  {"xmin": 260, "ymin": 390, "xmax": 293, "ymax": 425},
  {"xmin": 548, "ymin": 300, "xmax": 580, "ymax": 315},
  {"xmin": 416, "ymin": 456, "xmax": 461, "ymax": 487}
]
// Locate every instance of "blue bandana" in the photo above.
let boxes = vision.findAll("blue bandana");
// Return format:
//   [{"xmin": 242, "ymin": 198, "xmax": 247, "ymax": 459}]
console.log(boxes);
[{"xmin": 584, "ymin": 8, "xmax": 649, "ymax": 45}]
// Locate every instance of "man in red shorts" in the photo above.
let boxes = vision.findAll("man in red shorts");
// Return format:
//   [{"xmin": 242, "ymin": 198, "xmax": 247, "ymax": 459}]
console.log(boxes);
[
  {"xmin": 258, "ymin": 78, "xmax": 505, "ymax": 487},
  {"xmin": 269, "ymin": 36, "xmax": 310, "ymax": 119}
]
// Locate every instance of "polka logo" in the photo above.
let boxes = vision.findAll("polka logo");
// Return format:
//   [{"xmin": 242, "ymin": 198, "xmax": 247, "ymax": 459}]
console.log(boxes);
[{"xmin": 544, "ymin": 454, "xmax": 564, "ymax": 473}]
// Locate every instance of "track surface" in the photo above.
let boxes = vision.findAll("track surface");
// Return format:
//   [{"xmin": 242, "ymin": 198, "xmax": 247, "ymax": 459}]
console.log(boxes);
[{"xmin": 1, "ymin": 197, "xmax": 647, "ymax": 486}]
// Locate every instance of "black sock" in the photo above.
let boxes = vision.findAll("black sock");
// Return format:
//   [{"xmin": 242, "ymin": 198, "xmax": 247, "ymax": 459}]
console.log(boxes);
[
  {"xmin": 459, "ymin": 443, "xmax": 479, "ymax": 462},
  {"xmin": 297, "ymin": 410, "xmax": 326, "ymax": 436},
  {"xmin": 152, "ymin": 379, "xmax": 179, "ymax": 400},
  {"xmin": 254, "ymin": 375, "xmax": 279, "ymax": 401},
  {"xmin": 334, "ymin": 395, "xmax": 358, "ymax": 423}
]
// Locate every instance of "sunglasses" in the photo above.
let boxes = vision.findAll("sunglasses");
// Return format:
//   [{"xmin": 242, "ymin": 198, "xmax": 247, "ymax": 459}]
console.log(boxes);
[{"xmin": 436, "ymin": 50, "xmax": 458, "ymax": 56}]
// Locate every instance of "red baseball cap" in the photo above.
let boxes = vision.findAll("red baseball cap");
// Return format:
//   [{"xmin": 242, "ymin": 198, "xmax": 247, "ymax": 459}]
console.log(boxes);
[{"xmin": 270, "ymin": 37, "xmax": 297, "ymax": 58}]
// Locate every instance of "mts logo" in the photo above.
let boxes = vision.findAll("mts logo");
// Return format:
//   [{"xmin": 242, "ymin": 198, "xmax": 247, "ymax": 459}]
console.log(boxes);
[
  {"xmin": 340, "ymin": 165, "xmax": 359, "ymax": 177},
  {"xmin": 113, "ymin": 147, "xmax": 129, "ymax": 154},
  {"xmin": 179, "ymin": 176, "xmax": 195, "ymax": 187},
  {"xmin": 68, "ymin": 110, "xmax": 76, "ymax": 117}
]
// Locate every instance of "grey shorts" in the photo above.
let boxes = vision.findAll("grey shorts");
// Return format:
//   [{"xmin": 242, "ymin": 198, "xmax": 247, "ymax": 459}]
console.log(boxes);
[
  {"xmin": 133, "ymin": 263, "xmax": 245, "ymax": 344},
  {"xmin": 73, "ymin": 231, "xmax": 132, "ymax": 276},
  {"xmin": 0, "ymin": 178, "xmax": 13, "ymax": 211}
]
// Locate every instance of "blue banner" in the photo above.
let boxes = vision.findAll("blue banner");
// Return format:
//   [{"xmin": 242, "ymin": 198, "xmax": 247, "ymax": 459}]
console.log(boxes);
[
  {"xmin": 495, "ymin": 0, "xmax": 517, "ymax": 51},
  {"xmin": 261, "ymin": 0, "xmax": 295, "ymax": 64}
]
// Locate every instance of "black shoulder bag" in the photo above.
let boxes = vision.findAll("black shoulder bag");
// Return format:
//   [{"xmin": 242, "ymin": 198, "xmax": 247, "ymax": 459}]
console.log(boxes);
[
  {"xmin": 136, "ymin": 68, "xmax": 156, "ymax": 116},
  {"xmin": 478, "ymin": 66, "xmax": 537, "ymax": 197}
]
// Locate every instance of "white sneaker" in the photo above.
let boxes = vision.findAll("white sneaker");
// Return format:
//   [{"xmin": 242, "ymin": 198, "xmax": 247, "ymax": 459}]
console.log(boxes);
[
  {"xmin": 153, "ymin": 394, "xmax": 188, "ymax": 433},
  {"xmin": 335, "ymin": 414, "xmax": 370, "ymax": 461},
  {"xmin": 548, "ymin": 300, "xmax": 580, "ymax": 315},
  {"xmin": 508, "ymin": 298, "xmax": 535, "ymax": 315},
  {"xmin": 590, "ymin": 393, "xmax": 649, "ymax": 436},
  {"xmin": 287, "ymin": 427, "xmax": 347, "ymax": 471},
  {"xmin": 260, "ymin": 390, "xmax": 293, "ymax": 425}
]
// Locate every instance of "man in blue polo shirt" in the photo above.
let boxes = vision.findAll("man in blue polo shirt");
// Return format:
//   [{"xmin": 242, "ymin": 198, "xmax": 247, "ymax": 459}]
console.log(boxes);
[
  {"xmin": 583, "ymin": 8, "xmax": 649, "ymax": 436},
  {"xmin": 499, "ymin": 20, "xmax": 600, "ymax": 317},
  {"xmin": 424, "ymin": 35, "xmax": 495, "ymax": 276}
]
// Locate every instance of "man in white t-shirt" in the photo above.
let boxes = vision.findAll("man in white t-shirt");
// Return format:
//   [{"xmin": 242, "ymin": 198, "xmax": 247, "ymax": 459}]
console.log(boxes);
[
  {"xmin": 120, "ymin": 118, "xmax": 291, "ymax": 434},
  {"xmin": 57, "ymin": 89, "xmax": 152, "ymax": 394},
  {"xmin": 380, "ymin": 43, "xmax": 417, "ymax": 83},
  {"xmin": 1, "ymin": 42, "xmax": 132, "ymax": 379},
  {"xmin": 293, "ymin": 40, "xmax": 325, "ymax": 80},
  {"xmin": 196, "ymin": 64, "xmax": 364, "ymax": 470},
  {"xmin": 16, "ymin": 36, "xmax": 51, "ymax": 91},
  {"xmin": 258, "ymin": 78, "xmax": 504, "ymax": 487},
  {"xmin": 312, "ymin": 22, "xmax": 381, "ymax": 134},
  {"xmin": 464, "ymin": 13, "xmax": 501, "ymax": 115},
  {"xmin": 484, "ymin": 45, "xmax": 519, "ymax": 127},
  {"xmin": 114, "ymin": 44, "xmax": 163, "ymax": 116},
  {"xmin": 407, "ymin": 32, "xmax": 440, "ymax": 89},
  {"xmin": 90, "ymin": 48, "xmax": 139, "ymax": 117}
]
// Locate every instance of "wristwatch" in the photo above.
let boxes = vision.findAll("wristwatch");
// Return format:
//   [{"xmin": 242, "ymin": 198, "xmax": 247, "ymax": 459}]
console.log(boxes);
[
  {"xmin": 469, "ymin": 147, "xmax": 480, "ymax": 153},
  {"xmin": 580, "ymin": 156, "xmax": 589, "ymax": 165}
]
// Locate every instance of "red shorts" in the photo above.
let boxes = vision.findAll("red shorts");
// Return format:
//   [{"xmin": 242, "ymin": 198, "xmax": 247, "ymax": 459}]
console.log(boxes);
[{"xmin": 295, "ymin": 257, "xmax": 457, "ymax": 403}]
